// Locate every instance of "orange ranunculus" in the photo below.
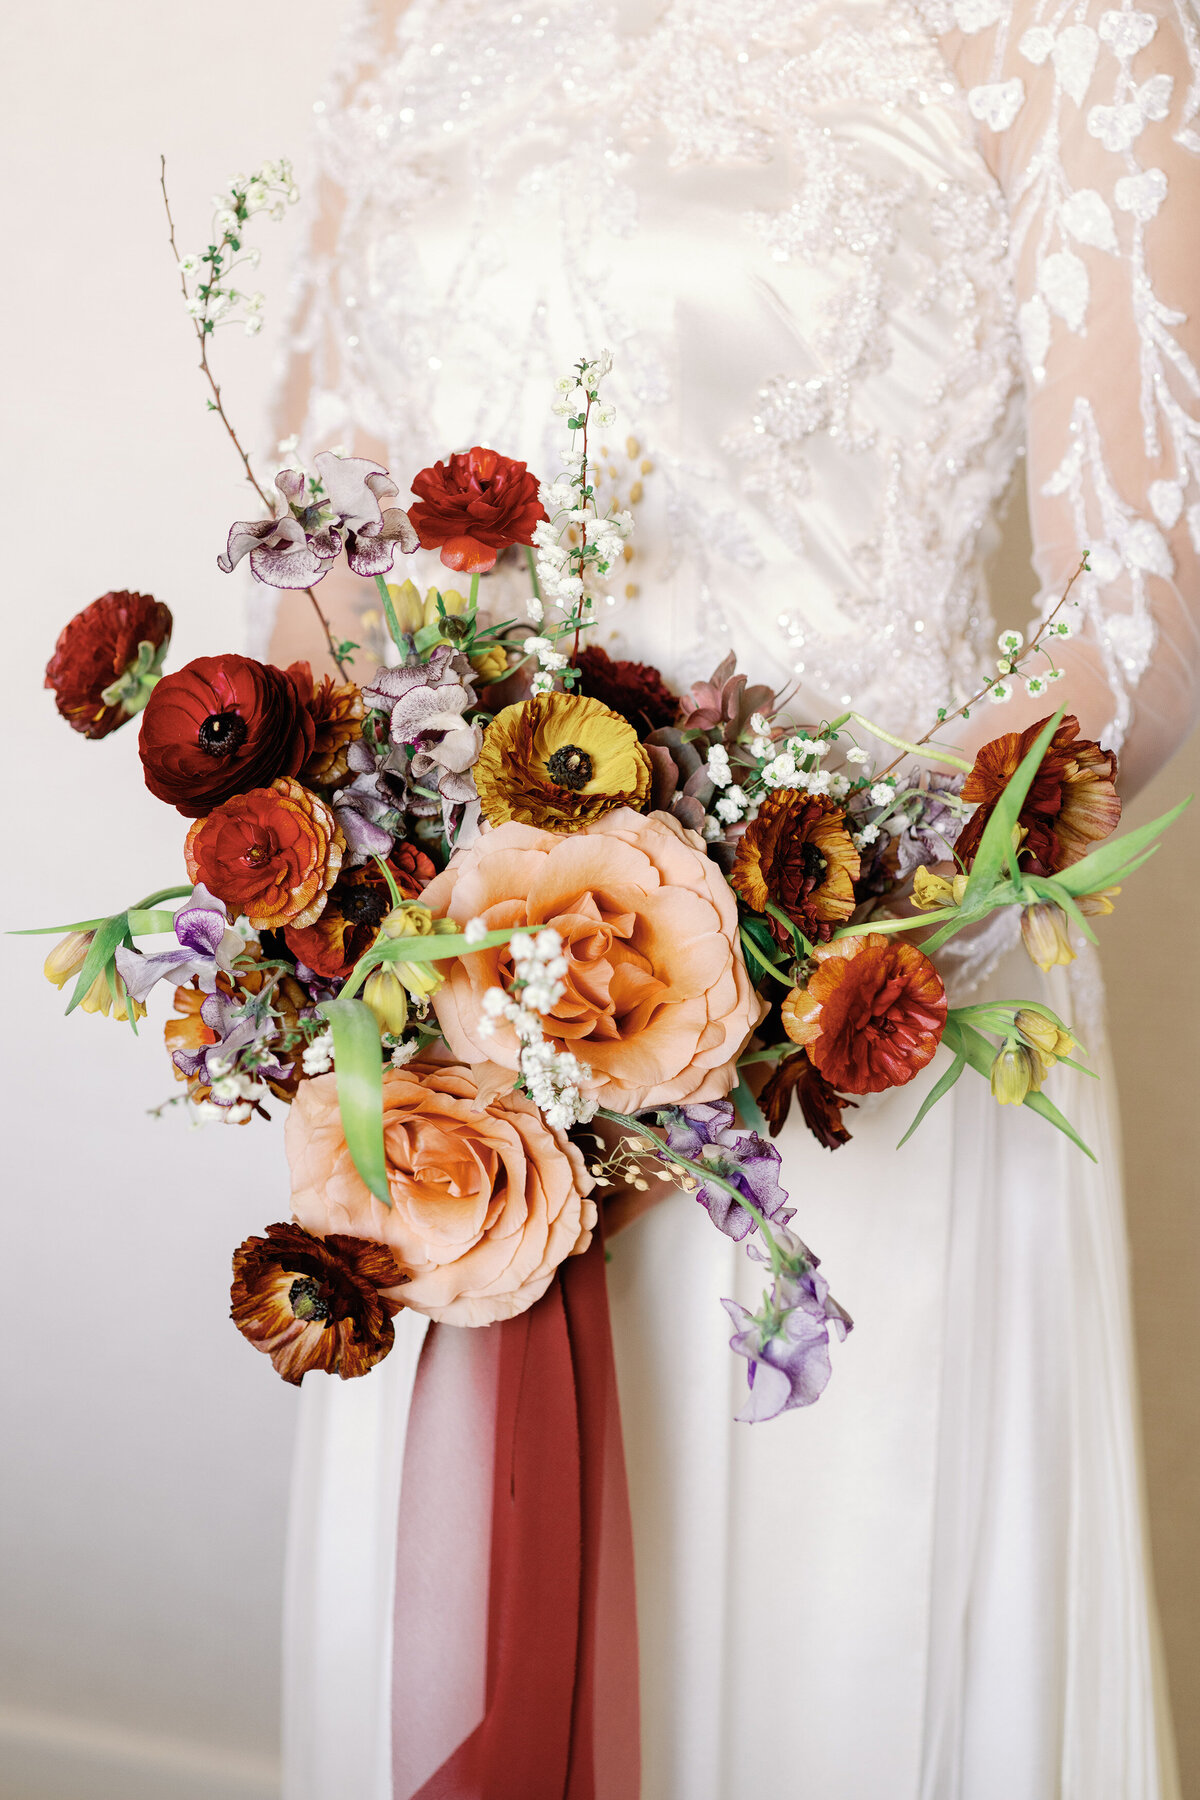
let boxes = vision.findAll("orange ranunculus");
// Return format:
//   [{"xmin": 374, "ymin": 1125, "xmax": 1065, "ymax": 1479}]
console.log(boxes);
[
  {"xmin": 302, "ymin": 672, "xmax": 366, "ymax": 788},
  {"xmin": 782, "ymin": 932, "xmax": 947, "ymax": 1095},
  {"xmin": 955, "ymin": 713, "xmax": 1121, "ymax": 876},
  {"xmin": 184, "ymin": 776, "xmax": 344, "ymax": 931},
  {"xmin": 231, "ymin": 1222, "xmax": 399, "ymax": 1384},
  {"xmin": 420, "ymin": 807, "xmax": 768, "ymax": 1113},
  {"xmin": 284, "ymin": 848, "xmax": 436, "ymax": 979},
  {"xmin": 730, "ymin": 792, "xmax": 860, "ymax": 944},
  {"xmin": 286, "ymin": 1061, "xmax": 596, "ymax": 1327}
]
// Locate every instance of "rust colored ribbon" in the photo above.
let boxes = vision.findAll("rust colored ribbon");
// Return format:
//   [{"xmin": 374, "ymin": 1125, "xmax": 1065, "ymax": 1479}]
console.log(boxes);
[{"xmin": 392, "ymin": 1231, "xmax": 641, "ymax": 1800}]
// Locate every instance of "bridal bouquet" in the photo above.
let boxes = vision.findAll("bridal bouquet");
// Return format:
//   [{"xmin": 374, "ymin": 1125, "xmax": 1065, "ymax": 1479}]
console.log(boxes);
[{"xmin": 28, "ymin": 165, "xmax": 1186, "ymax": 1423}]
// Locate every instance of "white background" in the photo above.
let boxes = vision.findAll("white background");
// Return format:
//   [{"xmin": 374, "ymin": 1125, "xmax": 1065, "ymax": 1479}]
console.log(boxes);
[{"xmin": 2, "ymin": 5, "xmax": 1198, "ymax": 1799}]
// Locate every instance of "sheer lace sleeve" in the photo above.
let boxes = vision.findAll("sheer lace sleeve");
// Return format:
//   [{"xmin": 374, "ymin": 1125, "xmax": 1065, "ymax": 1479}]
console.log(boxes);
[{"xmin": 941, "ymin": 0, "xmax": 1200, "ymax": 793}]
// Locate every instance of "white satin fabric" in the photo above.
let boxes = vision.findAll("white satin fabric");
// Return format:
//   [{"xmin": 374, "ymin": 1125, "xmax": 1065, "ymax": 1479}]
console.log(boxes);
[{"xmin": 275, "ymin": 2, "xmax": 1195, "ymax": 1794}]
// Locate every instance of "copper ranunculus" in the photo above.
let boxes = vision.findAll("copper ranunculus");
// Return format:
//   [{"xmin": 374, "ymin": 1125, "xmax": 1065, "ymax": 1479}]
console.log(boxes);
[
  {"xmin": 421, "ymin": 807, "xmax": 767, "ymax": 1113},
  {"xmin": 231, "ymin": 1222, "xmax": 399, "ymax": 1384},
  {"xmin": 782, "ymin": 932, "xmax": 947, "ymax": 1095},
  {"xmin": 408, "ymin": 446, "xmax": 547, "ymax": 573},
  {"xmin": 955, "ymin": 713, "xmax": 1121, "ymax": 876},
  {"xmin": 287, "ymin": 1061, "xmax": 596, "ymax": 1327},
  {"xmin": 45, "ymin": 590, "xmax": 173, "ymax": 739},
  {"xmin": 184, "ymin": 777, "xmax": 344, "ymax": 930},
  {"xmin": 474, "ymin": 691, "xmax": 652, "ymax": 832},
  {"xmin": 730, "ymin": 793, "xmax": 861, "ymax": 945},
  {"xmin": 575, "ymin": 644, "xmax": 679, "ymax": 733},
  {"xmin": 302, "ymin": 672, "xmax": 365, "ymax": 788},
  {"xmin": 759, "ymin": 1054, "xmax": 857, "ymax": 1149},
  {"xmin": 284, "ymin": 848, "xmax": 435, "ymax": 979},
  {"xmin": 139, "ymin": 653, "xmax": 317, "ymax": 817}
]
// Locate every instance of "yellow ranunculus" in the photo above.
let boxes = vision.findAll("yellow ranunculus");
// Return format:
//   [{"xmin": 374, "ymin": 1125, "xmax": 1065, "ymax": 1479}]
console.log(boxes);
[{"xmin": 473, "ymin": 692, "xmax": 652, "ymax": 832}]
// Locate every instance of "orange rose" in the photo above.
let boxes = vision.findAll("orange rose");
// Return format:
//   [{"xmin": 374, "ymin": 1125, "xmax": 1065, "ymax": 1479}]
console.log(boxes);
[
  {"xmin": 184, "ymin": 776, "xmax": 344, "ymax": 930},
  {"xmin": 285, "ymin": 1061, "xmax": 596, "ymax": 1327},
  {"xmin": 420, "ymin": 807, "xmax": 768, "ymax": 1112}
]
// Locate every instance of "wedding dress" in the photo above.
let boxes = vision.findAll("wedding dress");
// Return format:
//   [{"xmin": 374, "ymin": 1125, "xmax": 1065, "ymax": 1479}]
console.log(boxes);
[{"xmin": 267, "ymin": 2, "xmax": 1200, "ymax": 1795}]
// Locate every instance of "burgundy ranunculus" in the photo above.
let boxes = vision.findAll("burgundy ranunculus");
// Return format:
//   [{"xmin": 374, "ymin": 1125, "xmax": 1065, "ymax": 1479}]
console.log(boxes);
[
  {"xmin": 139, "ymin": 653, "xmax": 316, "ymax": 816},
  {"xmin": 575, "ymin": 644, "xmax": 679, "ymax": 733},
  {"xmin": 45, "ymin": 591, "xmax": 173, "ymax": 739},
  {"xmin": 408, "ymin": 447, "xmax": 547, "ymax": 573}
]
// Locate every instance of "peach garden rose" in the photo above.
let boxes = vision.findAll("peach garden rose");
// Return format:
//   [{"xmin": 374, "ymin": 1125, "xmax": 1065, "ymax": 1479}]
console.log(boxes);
[
  {"xmin": 285, "ymin": 1060, "xmax": 596, "ymax": 1327},
  {"xmin": 420, "ymin": 806, "xmax": 768, "ymax": 1114}
]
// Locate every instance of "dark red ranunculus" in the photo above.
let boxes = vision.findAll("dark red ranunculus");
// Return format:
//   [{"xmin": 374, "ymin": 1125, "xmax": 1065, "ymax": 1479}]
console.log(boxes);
[
  {"xmin": 231, "ymin": 1222, "xmax": 400, "ymax": 1385},
  {"xmin": 46, "ymin": 591, "xmax": 173, "ymax": 739},
  {"xmin": 139, "ymin": 653, "xmax": 316, "ymax": 816},
  {"xmin": 955, "ymin": 713, "xmax": 1121, "ymax": 876},
  {"xmin": 284, "ymin": 845, "xmax": 436, "ymax": 978},
  {"xmin": 575, "ymin": 644, "xmax": 679, "ymax": 733},
  {"xmin": 408, "ymin": 447, "xmax": 546, "ymax": 573}
]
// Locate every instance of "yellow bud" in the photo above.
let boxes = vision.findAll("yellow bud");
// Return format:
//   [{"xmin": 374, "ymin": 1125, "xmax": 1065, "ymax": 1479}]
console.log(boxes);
[
  {"xmin": 363, "ymin": 968, "xmax": 409, "ymax": 1038},
  {"xmin": 1015, "ymin": 1008, "xmax": 1075, "ymax": 1062},
  {"xmin": 380, "ymin": 902, "xmax": 457, "ymax": 998},
  {"xmin": 386, "ymin": 579, "xmax": 425, "ymax": 636},
  {"xmin": 990, "ymin": 1042, "xmax": 1041, "ymax": 1106},
  {"xmin": 1078, "ymin": 886, "xmax": 1121, "ymax": 917},
  {"xmin": 470, "ymin": 644, "xmax": 508, "ymax": 683},
  {"xmin": 1019, "ymin": 901, "xmax": 1075, "ymax": 972},
  {"xmin": 43, "ymin": 930, "xmax": 93, "ymax": 989},
  {"xmin": 80, "ymin": 966, "xmax": 146, "ymax": 1023}
]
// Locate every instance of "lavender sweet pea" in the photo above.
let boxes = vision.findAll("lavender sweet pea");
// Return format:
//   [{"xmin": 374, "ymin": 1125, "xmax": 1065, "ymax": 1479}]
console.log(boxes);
[
  {"xmin": 661, "ymin": 1100, "xmax": 789, "ymax": 1241},
  {"xmin": 218, "ymin": 452, "xmax": 417, "ymax": 589},
  {"xmin": 724, "ymin": 1228, "xmax": 853, "ymax": 1423},
  {"xmin": 114, "ymin": 885, "xmax": 243, "ymax": 1003}
]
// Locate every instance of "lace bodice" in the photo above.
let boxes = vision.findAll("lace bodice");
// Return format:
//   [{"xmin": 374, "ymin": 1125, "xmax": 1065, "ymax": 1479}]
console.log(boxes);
[{"xmin": 271, "ymin": 0, "xmax": 1200, "ymax": 786}]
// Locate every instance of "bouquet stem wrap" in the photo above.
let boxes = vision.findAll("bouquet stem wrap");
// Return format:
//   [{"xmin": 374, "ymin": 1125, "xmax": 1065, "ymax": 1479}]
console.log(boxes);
[{"xmin": 392, "ymin": 1229, "xmax": 640, "ymax": 1799}]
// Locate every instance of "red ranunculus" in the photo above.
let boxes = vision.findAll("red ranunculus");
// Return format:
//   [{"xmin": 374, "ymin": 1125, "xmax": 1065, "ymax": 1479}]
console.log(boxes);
[
  {"xmin": 45, "ymin": 591, "xmax": 173, "ymax": 739},
  {"xmin": 184, "ymin": 777, "xmax": 344, "ymax": 931},
  {"xmin": 408, "ymin": 447, "xmax": 546, "ymax": 573},
  {"xmin": 782, "ymin": 933, "xmax": 947, "ymax": 1095},
  {"xmin": 139, "ymin": 653, "xmax": 316, "ymax": 817},
  {"xmin": 284, "ymin": 845, "xmax": 436, "ymax": 978}
]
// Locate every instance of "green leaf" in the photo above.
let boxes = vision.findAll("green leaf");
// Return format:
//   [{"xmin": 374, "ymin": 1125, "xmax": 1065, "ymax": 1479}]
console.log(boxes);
[
  {"xmin": 1049, "ymin": 796, "xmax": 1191, "ymax": 897},
  {"xmin": 731, "ymin": 1076, "xmax": 769, "ymax": 1137},
  {"xmin": 317, "ymin": 997, "xmax": 391, "ymax": 1205},
  {"xmin": 739, "ymin": 928, "xmax": 793, "ymax": 987},
  {"xmin": 961, "ymin": 710, "xmax": 1065, "ymax": 908},
  {"xmin": 897, "ymin": 1046, "xmax": 966, "ymax": 1148},
  {"xmin": 64, "ymin": 913, "xmax": 130, "ymax": 1015}
]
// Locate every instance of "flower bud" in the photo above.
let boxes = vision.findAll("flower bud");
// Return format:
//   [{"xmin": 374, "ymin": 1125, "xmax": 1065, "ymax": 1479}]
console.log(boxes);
[
  {"xmin": 1014, "ymin": 1007, "xmax": 1074, "ymax": 1062},
  {"xmin": 385, "ymin": 579, "xmax": 425, "ymax": 636},
  {"xmin": 911, "ymin": 865, "xmax": 970, "ymax": 910},
  {"xmin": 1078, "ymin": 886, "xmax": 1120, "ymax": 917},
  {"xmin": 1019, "ymin": 901, "xmax": 1075, "ymax": 972},
  {"xmin": 380, "ymin": 902, "xmax": 458, "ymax": 998},
  {"xmin": 470, "ymin": 644, "xmax": 508, "ymax": 682},
  {"xmin": 363, "ymin": 968, "xmax": 409, "ymax": 1038},
  {"xmin": 990, "ymin": 1042, "xmax": 1042, "ymax": 1106},
  {"xmin": 43, "ymin": 930, "xmax": 93, "ymax": 989},
  {"xmin": 426, "ymin": 586, "xmax": 469, "ymax": 624}
]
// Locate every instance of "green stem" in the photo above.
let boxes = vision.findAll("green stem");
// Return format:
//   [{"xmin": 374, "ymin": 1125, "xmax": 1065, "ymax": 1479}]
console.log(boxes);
[
  {"xmin": 469, "ymin": 571, "xmax": 480, "ymax": 609},
  {"xmin": 740, "ymin": 929, "xmax": 793, "ymax": 987},
  {"xmin": 375, "ymin": 572, "xmax": 406, "ymax": 654},
  {"xmin": 525, "ymin": 545, "xmax": 542, "ymax": 602},
  {"xmin": 849, "ymin": 712, "xmax": 972, "ymax": 774},
  {"xmin": 373, "ymin": 856, "xmax": 403, "ymax": 909},
  {"xmin": 132, "ymin": 885, "xmax": 193, "ymax": 911},
  {"xmin": 832, "ymin": 906, "xmax": 962, "ymax": 940},
  {"xmin": 595, "ymin": 1107, "xmax": 788, "ymax": 1275}
]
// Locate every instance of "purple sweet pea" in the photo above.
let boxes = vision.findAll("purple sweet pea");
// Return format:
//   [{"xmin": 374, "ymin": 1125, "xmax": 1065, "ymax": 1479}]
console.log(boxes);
[
  {"xmin": 114, "ymin": 885, "xmax": 243, "ymax": 1003},
  {"xmin": 662, "ymin": 1100, "xmax": 790, "ymax": 1241},
  {"xmin": 892, "ymin": 772, "xmax": 965, "ymax": 878},
  {"xmin": 313, "ymin": 452, "xmax": 418, "ymax": 577},
  {"xmin": 724, "ymin": 1229, "xmax": 852, "ymax": 1423},
  {"xmin": 171, "ymin": 988, "xmax": 292, "ymax": 1092}
]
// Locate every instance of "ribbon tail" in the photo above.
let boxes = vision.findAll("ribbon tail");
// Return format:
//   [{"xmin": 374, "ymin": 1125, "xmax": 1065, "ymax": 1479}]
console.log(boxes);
[{"xmin": 391, "ymin": 1231, "xmax": 640, "ymax": 1800}]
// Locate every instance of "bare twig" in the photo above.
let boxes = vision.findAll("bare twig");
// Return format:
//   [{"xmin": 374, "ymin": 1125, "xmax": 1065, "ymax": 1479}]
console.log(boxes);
[{"xmin": 160, "ymin": 155, "xmax": 350, "ymax": 679}]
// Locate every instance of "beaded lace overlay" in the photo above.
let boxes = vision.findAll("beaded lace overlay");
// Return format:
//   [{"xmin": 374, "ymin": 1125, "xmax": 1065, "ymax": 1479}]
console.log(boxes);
[{"xmin": 277, "ymin": 0, "xmax": 1200, "ymax": 758}]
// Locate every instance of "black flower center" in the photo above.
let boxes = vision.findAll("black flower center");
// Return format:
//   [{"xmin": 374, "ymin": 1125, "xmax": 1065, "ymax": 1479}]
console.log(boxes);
[
  {"xmin": 800, "ymin": 842, "xmax": 828, "ymax": 885},
  {"xmin": 340, "ymin": 886, "xmax": 392, "ymax": 927},
  {"xmin": 289, "ymin": 1276, "xmax": 331, "ymax": 1323},
  {"xmin": 546, "ymin": 744, "xmax": 593, "ymax": 790},
  {"xmin": 198, "ymin": 710, "xmax": 248, "ymax": 757}
]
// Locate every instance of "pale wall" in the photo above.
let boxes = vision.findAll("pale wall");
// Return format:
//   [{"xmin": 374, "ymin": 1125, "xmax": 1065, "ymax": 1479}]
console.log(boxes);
[{"xmin": 1, "ymin": 6, "xmax": 1196, "ymax": 1798}]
